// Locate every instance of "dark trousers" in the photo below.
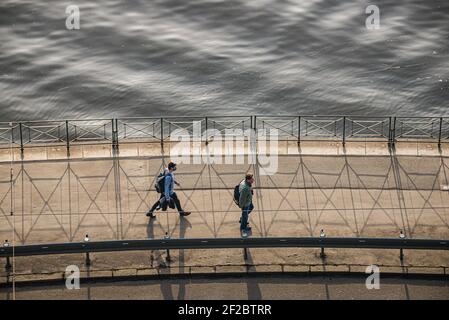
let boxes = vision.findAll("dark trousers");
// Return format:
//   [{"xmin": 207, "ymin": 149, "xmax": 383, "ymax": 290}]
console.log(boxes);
[
  {"xmin": 148, "ymin": 195, "xmax": 163, "ymax": 213},
  {"xmin": 148, "ymin": 192, "xmax": 184, "ymax": 213},
  {"xmin": 240, "ymin": 203, "xmax": 254, "ymax": 230},
  {"xmin": 169, "ymin": 192, "xmax": 184, "ymax": 213}
]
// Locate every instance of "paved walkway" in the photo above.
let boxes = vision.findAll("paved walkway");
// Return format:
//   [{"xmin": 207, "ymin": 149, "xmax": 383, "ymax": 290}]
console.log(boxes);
[{"xmin": 1, "ymin": 143, "xmax": 449, "ymax": 277}]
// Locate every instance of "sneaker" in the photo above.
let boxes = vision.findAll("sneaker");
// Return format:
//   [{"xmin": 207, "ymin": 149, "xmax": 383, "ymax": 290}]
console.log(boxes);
[
  {"xmin": 180, "ymin": 211, "xmax": 191, "ymax": 217},
  {"xmin": 146, "ymin": 211, "xmax": 156, "ymax": 218}
]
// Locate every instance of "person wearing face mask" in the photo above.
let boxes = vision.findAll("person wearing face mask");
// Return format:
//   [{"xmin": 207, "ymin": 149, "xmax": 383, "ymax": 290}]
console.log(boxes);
[{"xmin": 146, "ymin": 162, "xmax": 191, "ymax": 218}]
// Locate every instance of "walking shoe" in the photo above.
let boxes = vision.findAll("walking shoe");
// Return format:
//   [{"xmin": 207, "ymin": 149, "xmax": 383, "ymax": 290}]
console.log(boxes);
[
  {"xmin": 146, "ymin": 211, "xmax": 156, "ymax": 219},
  {"xmin": 241, "ymin": 227, "xmax": 252, "ymax": 237},
  {"xmin": 180, "ymin": 211, "xmax": 191, "ymax": 217}
]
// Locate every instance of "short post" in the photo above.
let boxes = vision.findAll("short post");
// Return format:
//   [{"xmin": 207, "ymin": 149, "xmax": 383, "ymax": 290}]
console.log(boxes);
[
  {"xmin": 84, "ymin": 234, "xmax": 91, "ymax": 266},
  {"xmin": 319, "ymin": 229, "xmax": 326, "ymax": 259},
  {"xmin": 164, "ymin": 232, "xmax": 171, "ymax": 262},
  {"xmin": 3, "ymin": 240, "xmax": 11, "ymax": 270},
  {"xmin": 399, "ymin": 230, "xmax": 405, "ymax": 261}
]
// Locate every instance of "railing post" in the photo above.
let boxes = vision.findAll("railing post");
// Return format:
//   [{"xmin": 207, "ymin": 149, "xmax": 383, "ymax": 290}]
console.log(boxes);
[
  {"xmin": 19, "ymin": 122, "xmax": 24, "ymax": 159},
  {"xmin": 298, "ymin": 116, "xmax": 301, "ymax": 145},
  {"xmin": 114, "ymin": 119, "xmax": 119, "ymax": 154},
  {"xmin": 389, "ymin": 117, "xmax": 396, "ymax": 151},
  {"xmin": 438, "ymin": 117, "xmax": 443, "ymax": 151},
  {"xmin": 393, "ymin": 117, "xmax": 397, "ymax": 144},
  {"xmin": 65, "ymin": 120, "xmax": 70, "ymax": 158},
  {"xmin": 388, "ymin": 117, "xmax": 392, "ymax": 148},
  {"xmin": 111, "ymin": 119, "xmax": 116, "ymax": 156},
  {"xmin": 205, "ymin": 116, "xmax": 208, "ymax": 145},
  {"xmin": 160, "ymin": 118, "xmax": 164, "ymax": 148},
  {"xmin": 342, "ymin": 116, "xmax": 346, "ymax": 147}
]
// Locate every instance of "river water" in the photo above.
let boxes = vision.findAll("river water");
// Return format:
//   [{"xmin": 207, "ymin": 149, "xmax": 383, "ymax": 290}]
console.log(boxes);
[{"xmin": 0, "ymin": 0, "xmax": 448, "ymax": 121}]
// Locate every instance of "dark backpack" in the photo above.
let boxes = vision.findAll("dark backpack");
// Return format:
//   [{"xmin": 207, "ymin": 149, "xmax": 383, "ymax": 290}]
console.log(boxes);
[
  {"xmin": 233, "ymin": 181, "xmax": 243, "ymax": 207},
  {"xmin": 233, "ymin": 185, "xmax": 240, "ymax": 206},
  {"xmin": 155, "ymin": 172, "xmax": 166, "ymax": 194}
]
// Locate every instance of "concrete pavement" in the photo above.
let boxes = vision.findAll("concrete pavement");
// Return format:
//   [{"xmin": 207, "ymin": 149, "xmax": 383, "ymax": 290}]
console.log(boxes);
[
  {"xmin": 0, "ymin": 142, "xmax": 449, "ymax": 280},
  {"xmin": 1, "ymin": 274, "xmax": 448, "ymax": 300}
]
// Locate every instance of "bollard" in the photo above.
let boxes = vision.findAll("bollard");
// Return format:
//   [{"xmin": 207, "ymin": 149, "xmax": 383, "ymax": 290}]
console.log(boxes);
[
  {"xmin": 319, "ymin": 229, "xmax": 326, "ymax": 259},
  {"xmin": 399, "ymin": 230, "xmax": 405, "ymax": 261},
  {"xmin": 84, "ymin": 234, "xmax": 91, "ymax": 266},
  {"xmin": 3, "ymin": 240, "xmax": 11, "ymax": 270},
  {"xmin": 164, "ymin": 232, "xmax": 171, "ymax": 262}
]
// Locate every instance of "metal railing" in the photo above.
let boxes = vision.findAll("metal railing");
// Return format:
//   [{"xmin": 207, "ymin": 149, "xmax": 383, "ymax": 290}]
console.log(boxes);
[
  {"xmin": 1, "ymin": 116, "xmax": 449, "ymax": 157},
  {"xmin": 1, "ymin": 237, "xmax": 448, "ymax": 269}
]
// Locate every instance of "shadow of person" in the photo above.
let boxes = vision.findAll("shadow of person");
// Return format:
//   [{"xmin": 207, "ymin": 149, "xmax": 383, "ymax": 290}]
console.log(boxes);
[
  {"xmin": 146, "ymin": 215, "xmax": 157, "ymax": 267},
  {"xmin": 245, "ymin": 250, "xmax": 262, "ymax": 300},
  {"xmin": 159, "ymin": 266, "xmax": 174, "ymax": 300},
  {"xmin": 177, "ymin": 216, "xmax": 192, "ymax": 300},
  {"xmin": 147, "ymin": 217, "xmax": 175, "ymax": 300}
]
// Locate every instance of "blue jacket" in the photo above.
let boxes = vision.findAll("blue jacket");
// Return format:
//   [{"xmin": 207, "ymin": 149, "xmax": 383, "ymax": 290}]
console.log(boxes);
[{"xmin": 164, "ymin": 172, "xmax": 175, "ymax": 200}]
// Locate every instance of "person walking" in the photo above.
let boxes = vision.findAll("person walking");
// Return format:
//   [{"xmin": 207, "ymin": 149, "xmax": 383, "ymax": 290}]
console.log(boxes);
[
  {"xmin": 239, "ymin": 173, "xmax": 254, "ymax": 236},
  {"xmin": 146, "ymin": 162, "xmax": 191, "ymax": 218}
]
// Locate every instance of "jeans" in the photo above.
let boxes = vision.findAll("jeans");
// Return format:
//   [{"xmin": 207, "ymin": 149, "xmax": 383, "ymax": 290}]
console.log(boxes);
[{"xmin": 240, "ymin": 203, "xmax": 254, "ymax": 231}]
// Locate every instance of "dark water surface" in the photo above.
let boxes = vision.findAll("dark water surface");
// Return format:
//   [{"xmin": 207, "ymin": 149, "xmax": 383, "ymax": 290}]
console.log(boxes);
[{"xmin": 0, "ymin": 0, "xmax": 448, "ymax": 121}]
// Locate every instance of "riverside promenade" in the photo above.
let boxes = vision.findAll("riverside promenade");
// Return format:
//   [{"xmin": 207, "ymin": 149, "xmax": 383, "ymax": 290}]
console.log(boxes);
[{"xmin": 0, "ymin": 116, "xmax": 449, "ymax": 281}]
